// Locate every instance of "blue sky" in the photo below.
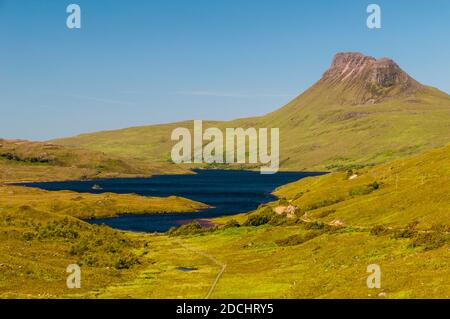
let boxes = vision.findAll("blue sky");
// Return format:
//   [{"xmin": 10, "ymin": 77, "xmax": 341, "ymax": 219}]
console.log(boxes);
[{"xmin": 2, "ymin": 0, "xmax": 450, "ymax": 140}]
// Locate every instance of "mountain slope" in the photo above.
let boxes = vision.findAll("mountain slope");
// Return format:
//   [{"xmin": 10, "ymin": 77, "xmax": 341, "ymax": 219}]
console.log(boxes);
[
  {"xmin": 273, "ymin": 142, "xmax": 450, "ymax": 229},
  {"xmin": 53, "ymin": 52, "xmax": 450, "ymax": 171}
]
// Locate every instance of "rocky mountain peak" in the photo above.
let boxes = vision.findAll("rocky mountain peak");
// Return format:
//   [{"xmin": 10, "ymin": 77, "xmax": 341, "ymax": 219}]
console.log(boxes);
[
  {"xmin": 320, "ymin": 52, "xmax": 423, "ymax": 104},
  {"xmin": 326, "ymin": 52, "xmax": 376, "ymax": 78}
]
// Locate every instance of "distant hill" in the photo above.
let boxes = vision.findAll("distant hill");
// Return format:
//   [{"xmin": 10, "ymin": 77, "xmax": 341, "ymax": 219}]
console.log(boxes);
[
  {"xmin": 0, "ymin": 139, "xmax": 187, "ymax": 183},
  {"xmin": 53, "ymin": 52, "xmax": 450, "ymax": 171}
]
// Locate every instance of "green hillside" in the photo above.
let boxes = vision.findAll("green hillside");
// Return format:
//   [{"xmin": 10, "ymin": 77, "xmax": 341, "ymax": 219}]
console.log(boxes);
[
  {"xmin": 3, "ymin": 142, "xmax": 449, "ymax": 298},
  {"xmin": 272, "ymin": 143, "xmax": 450, "ymax": 229},
  {"xmin": 91, "ymin": 143, "xmax": 450, "ymax": 299},
  {"xmin": 0, "ymin": 141, "xmax": 208, "ymax": 297},
  {"xmin": 53, "ymin": 53, "xmax": 450, "ymax": 171},
  {"xmin": 0, "ymin": 138, "xmax": 188, "ymax": 183},
  {"xmin": 65, "ymin": 142, "xmax": 450, "ymax": 299}
]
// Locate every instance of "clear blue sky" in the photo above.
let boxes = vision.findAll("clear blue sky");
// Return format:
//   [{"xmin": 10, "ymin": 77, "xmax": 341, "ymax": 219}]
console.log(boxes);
[{"xmin": 2, "ymin": 0, "xmax": 450, "ymax": 140}]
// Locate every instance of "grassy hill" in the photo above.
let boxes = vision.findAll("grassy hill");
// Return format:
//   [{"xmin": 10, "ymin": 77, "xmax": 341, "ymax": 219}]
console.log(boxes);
[
  {"xmin": 3, "ymin": 142, "xmax": 449, "ymax": 298},
  {"xmin": 0, "ymin": 141, "xmax": 209, "ymax": 298},
  {"xmin": 53, "ymin": 53, "xmax": 450, "ymax": 171},
  {"xmin": 0, "ymin": 138, "xmax": 188, "ymax": 183},
  {"xmin": 89, "ymin": 143, "xmax": 450, "ymax": 299},
  {"xmin": 0, "ymin": 140, "xmax": 208, "ymax": 297},
  {"xmin": 1, "ymin": 185, "xmax": 208, "ymax": 219},
  {"xmin": 272, "ymin": 143, "xmax": 450, "ymax": 229}
]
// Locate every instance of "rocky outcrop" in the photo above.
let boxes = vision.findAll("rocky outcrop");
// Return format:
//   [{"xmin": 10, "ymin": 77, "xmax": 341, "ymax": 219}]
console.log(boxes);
[
  {"xmin": 320, "ymin": 52, "xmax": 423, "ymax": 104},
  {"xmin": 323, "ymin": 52, "xmax": 376, "ymax": 82}
]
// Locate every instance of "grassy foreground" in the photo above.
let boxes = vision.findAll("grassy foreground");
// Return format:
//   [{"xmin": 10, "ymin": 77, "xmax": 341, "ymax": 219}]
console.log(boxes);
[
  {"xmin": 0, "ymin": 139, "xmax": 208, "ymax": 297},
  {"xmin": 85, "ymin": 143, "xmax": 450, "ymax": 299},
  {"xmin": 88, "ymin": 225, "xmax": 448, "ymax": 299},
  {"xmin": 1, "ymin": 140, "xmax": 449, "ymax": 298},
  {"xmin": 0, "ymin": 185, "xmax": 207, "ymax": 298}
]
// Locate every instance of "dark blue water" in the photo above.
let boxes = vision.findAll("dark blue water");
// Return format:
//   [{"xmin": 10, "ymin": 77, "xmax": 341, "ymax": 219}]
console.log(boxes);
[{"xmin": 20, "ymin": 170, "xmax": 324, "ymax": 232}]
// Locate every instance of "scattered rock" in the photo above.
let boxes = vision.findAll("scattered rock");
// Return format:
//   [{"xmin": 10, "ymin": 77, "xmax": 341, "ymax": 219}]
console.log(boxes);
[
  {"xmin": 330, "ymin": 219, "xmax": 345, "ymax": 227},
  {"xmin": 274, "ymin": 206, "xmax": 287, "ymax": 215},
  {"xmin": 286, "ymin": 205, "xmax": 296, "ymax": 214},
  {"xmin": 275, "ymin": 205, "xmax": 297, "ymax": 215}
]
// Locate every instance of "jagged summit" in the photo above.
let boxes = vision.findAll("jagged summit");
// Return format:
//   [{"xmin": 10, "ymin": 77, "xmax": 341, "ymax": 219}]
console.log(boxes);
[
  {"xmin": 319, "ymin": 52, "xmax": 423, "ymax": 104},
  {"xmin": 323, "ymin": 52, "xmax": 376, "ymax": 82}
]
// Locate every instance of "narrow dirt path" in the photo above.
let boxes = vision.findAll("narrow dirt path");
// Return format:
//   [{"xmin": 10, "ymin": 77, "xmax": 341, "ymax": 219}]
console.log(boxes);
[{"xmin": 174, "ymin": 238, "xmax": 226, "ymax": 299}]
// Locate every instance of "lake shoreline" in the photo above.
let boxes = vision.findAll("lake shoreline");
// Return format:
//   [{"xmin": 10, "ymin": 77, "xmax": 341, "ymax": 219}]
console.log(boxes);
[{"xmin": 19, "ymin": 170, "xmax": 326, "ymax": 233}]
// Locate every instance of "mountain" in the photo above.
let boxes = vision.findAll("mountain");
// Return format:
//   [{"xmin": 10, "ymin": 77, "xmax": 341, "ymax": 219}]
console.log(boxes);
[
  {"xmin": 4, "ymin": 53, "xmax": 450, "ymax": 298},
  {"xmin": 53, "ymin": 52, "xmax": 450, "ymax": 171},
  {"xmin": 313, "ymin": 52, "xmax": 423, "ymax": 105}
]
